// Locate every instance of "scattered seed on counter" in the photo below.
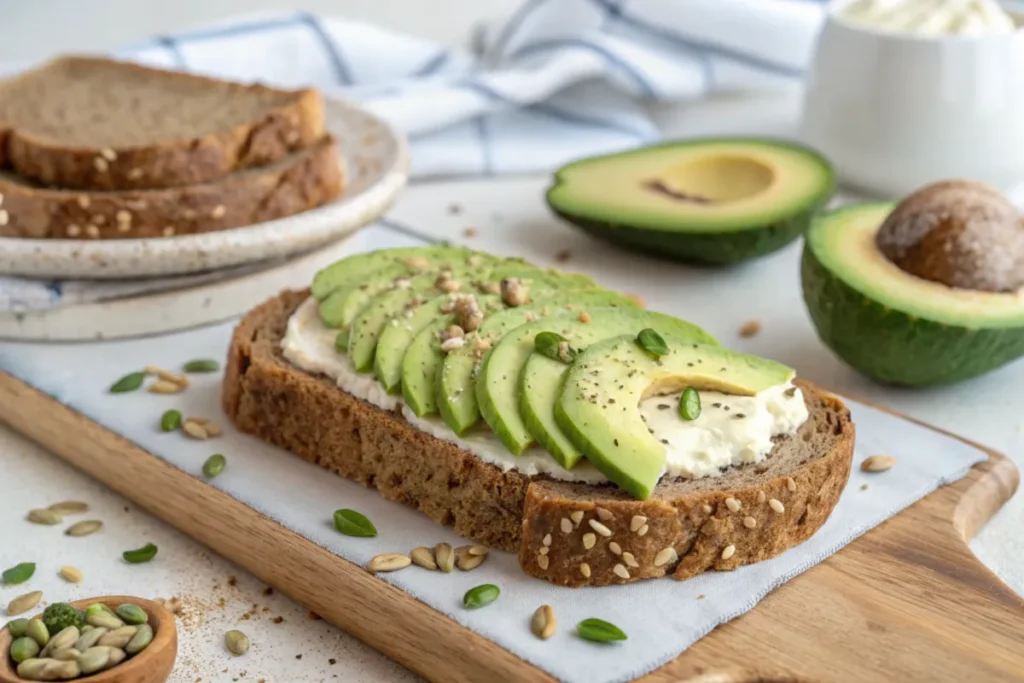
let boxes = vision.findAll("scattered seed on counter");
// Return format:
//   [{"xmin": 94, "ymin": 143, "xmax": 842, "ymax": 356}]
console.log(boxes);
[
  {"xmin": 861, "ymin": 455, "xmax": 896, "ymax": 472},
  {"xmin": 738, "ymin": 320, "xmax": 762, "ymax": 338}
]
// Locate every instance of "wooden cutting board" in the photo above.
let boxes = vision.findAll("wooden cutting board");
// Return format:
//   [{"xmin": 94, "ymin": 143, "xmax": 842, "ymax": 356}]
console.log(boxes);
[{"xmin": 1, "ymin": 371, "xmax": 1022, "ymax": 683}]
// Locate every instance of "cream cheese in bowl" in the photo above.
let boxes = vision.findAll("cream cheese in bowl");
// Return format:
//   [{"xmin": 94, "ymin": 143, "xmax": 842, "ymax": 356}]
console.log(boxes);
[{"xmin": 838, "ymin": 0, "xmax": 1018, "ymax": 35}]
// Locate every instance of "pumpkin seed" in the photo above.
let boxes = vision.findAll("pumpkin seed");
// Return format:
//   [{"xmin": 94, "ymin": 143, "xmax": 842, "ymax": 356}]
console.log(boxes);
[
  {"xmin": 122, "ymin": 542, "xmax": 158, "ymax": 563},
  {"xmin": 77, "ymin": 647, "xmax": 111, "ymax": 675},
  {"xmin": 8, "ymin": 590, "xmax": 43, "ymax": 616},
  {"xmin": 636, "ymin": 328, "xmax": 667, "ymax": 358},
  {"xmin": 679, "ymin": 386, "xmax": 701, "ymax": 421},
  {"xmin": 96, "ymin": 625, "xmax": 136, "ymax": 649},
  {"xmin": 25, "ymin": 618, "xmax": 49, "ymax": 646},
  {"xmin": 51, "ymin": 647, "xmax": 81, "ymax": 661},
  {"xmin": 66, "ymin": 520, "xmax": 103, "ymax": 537},
  {"xmin": 27, "ymin": 509, "xmax": 62, "ymax": 525},
  {"xmin": 110, "ymin": 371, "xmax": 145, "ymax": 393},
  {"xmin": 435, "ymin": 543, "xmax": 455, "ymax": 573},
  {"xmin": 410, "ymin": 546, "xmax": 437, "ymax": 570},
  {"xmin": 577, "ymin": 618, "xmax": 627, "ymax": 642},
  {"xmin": 115, "ymin": 603, "xmax": 148, "ymax": 625},
  {"xmin": 3, "ymin": 562, "xmax": 35, "ymax": 584},
  {"xmin": 202, "ymin": 454, "xmax": 227, "ymax": 478},
  {"xmin": 126, "ymin": 623, "xmax": 153, "ymax": 654},
  {"xmin": 160, "ymin": 409, "xmax": 183, "ymax": 432},
  {"xmin": 10, "ymin": 636, "xmax": 40, "ymax": 663},
  {"xmin": 59, "ymin": 566, "xmax": 83, "ymax": 584},
  {"xmin": 333, "ymin": 509, "xmax": 377, "ymax": 537},
  {"xmin": 8, "ymin": 618, "xmax": 29, "ymax": 638},
  {"xmin": 74, "ymin": 626, "xmax": 107, "ymax": 652},
  {"xmin": 531, "ymin": 605, "xmax": 557, "ymax": 640},
  {"xmin": 47, "ymin": 501, "xmax": 88, "ymax": 515},
  {"xmin": 225, "ymin": 629, "xmax": 250, "ymax": 656},
  {"xmin": 17, "ymin": 658, "xmax": 80, "ymax": 681},
  {"xmin": 368, "ymin": 553, "xmax": 411, "ymax": 572},
  {"xmin": 463, "ymin": 584, "xmax": 500, "ymax": 609},
  {"xmin": 183, "ymin": 358, "xmax": 220, "ymax": 373}
]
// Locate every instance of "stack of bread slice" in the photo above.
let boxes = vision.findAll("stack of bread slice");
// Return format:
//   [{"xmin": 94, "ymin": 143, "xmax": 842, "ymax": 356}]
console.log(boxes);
[{"xmin": 0, "ymin": 56, "xmax": 344, "ymax": 240}]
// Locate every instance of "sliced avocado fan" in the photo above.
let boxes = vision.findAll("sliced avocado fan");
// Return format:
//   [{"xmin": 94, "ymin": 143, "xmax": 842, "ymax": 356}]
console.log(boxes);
[
  {"xmin": 476, "ymin": 307, "xmax": 717, "ymax": 462},
  {"xmin": 436, "ymin": 289, "xmax": 639, "ymax": 435},
  {"xmin": 546, "ymin": 138, "xmax": 835, "ymax": 265},
  {"xmin": 311, "ymin": 245, "xmax": 482, "ymax": 301},
  {"xmin": 555, "ymin": 334, "xmax": 794, "ymax": 499}
]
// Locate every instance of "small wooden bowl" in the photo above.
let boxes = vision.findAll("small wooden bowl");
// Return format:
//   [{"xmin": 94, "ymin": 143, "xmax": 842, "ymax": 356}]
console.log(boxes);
[{"xmin": 0, "ymin": 596, "xmax": 176, "ymax": 683}]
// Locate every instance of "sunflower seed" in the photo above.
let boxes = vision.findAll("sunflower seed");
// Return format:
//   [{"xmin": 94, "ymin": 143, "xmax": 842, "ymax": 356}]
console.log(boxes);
[
  {"xmin": 588, "ymin": 519, "xmax": 612, "ymax": 537},
  {"xmin": 582, "ymin": 533, "xmax": 596, "ymax": 550},
  {"xmin": 66, "ymin": 520, "xmax": 103, "ymax": 537},
  {"xmin": 570, "ymin": 510, "xmax": 584, "ymax": 526},
  {"xmin": 410, "ymin": 547, "xmax": 437, "ymax": 570},
  {"xmin": 181, "ymin": 420, "xmax": 209, "ymax": 439},
  {"xmin": 368, "ymin": 553, "xmax": 411, "ymax": 572},
  {"xmin": 8, "ymin": 590, "xmax": 43, "ymax": 615},
  {"xmin": 531, "ymin": 605, "xmax": 557, "ymax": 640},
  {"xmin": 147, "ymin": 380, "xmax": 182, "ymax": 394},
  {"xmin": 579, "ymin": 563, "xmax": 591, "ymax": 578},
  {"xmin": 721, "ymin": 544, "xmax": 736, "ymax": 560},
  {"xmin": 861, "ymin": 455, "xmax": 896, "ymax": 472},
  {"xmin": 47, "ymin": 501, "xmax": 88, "ymax": 515},
  {"xmin": 434, "ymin": 543, "xmax": 454, "ymax": 573},
  {"xmin": 654, "ymin": 547, "xmax": 678, "ymax": 567},
  {"xmin": 630, "ymin": 515, "xmax": 647, "ymax": 532},
  {"xmin": 59, "ymin": 566, "xmax": 83, "ymax": 583},
  {"xmin": 27, "ymin": 509, "xmax": 63, "ymax": 525},
  {"xmin": 455, "ymin": 546, "xmax": 486, "ymax": 571}
]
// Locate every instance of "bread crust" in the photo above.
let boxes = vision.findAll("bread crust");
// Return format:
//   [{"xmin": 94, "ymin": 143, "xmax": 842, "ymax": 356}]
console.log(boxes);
[
  {"xmin": 223, "ymin": 290, "xmax": 855, "ymax": 586},
  {"xmin": 1, "ymin": 56, "xmax": 325, "ymax": 191},
  {"xmin": 0, "ymin": 136, "xmax": 343, "ymax": 239}
]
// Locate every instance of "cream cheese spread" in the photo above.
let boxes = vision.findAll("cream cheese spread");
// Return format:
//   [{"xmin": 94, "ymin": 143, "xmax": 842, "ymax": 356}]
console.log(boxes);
[
  {"xmin": 281, "ymin": 297, "xmax": 809, "ymax": 484},
  {"xmin": 838, "ymin": 0, "xmax": 1018, "ymax": 35}
]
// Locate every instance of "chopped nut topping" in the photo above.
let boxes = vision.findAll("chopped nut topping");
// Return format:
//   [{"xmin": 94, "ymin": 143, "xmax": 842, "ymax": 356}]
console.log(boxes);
[
  {"xmin": 403, "ymin": 256, "xmax": 430, "ymax": 270},
  {"xmin": 478, "ymin": 280, "xmax": 501, "ymax": 294},
  {"xmin": 463, "ymin": 227, "xmax": 478, "ymax": 238},
  {"xmin": 442, "ymin": 325, "xmax": 465, "ymax": 341},
  {"xmin": 739, "ymin": 319, "xmax": 762, "ymax": 338},
  {"xmin": 625, "ymin": 293, "xmax": 645, "ymax": 307},
  {"xmin": 440, "ymin": 337, "xmax": 465, "ymax": 352},
  {"xmin": 467, "ymin": 254, "xmax": 484, "ymax": 267},
  {"xmin": 578, "ymin": 311, "xmax": 592, "ymax": 323},
  {"xmin": 500, "ymin": 277, "xmax": 530, "ymax": 307}
]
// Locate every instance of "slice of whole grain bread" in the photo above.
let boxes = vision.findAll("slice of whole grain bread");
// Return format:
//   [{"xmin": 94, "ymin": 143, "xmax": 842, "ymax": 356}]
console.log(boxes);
[
  {"xmin": 223, "ymin": 290, "xmax": 855, "ymax": 586},
  {"xmin": 0, "ymin": 56, "xmax": 324, "ymax": 191},
  {"xmin": 0, "ymin": 136, "xmax": 343, "ymax": 240}
]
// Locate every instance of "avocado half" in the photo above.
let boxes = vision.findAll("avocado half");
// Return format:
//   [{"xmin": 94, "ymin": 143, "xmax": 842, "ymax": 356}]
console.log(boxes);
[
  {"xmin": 546, "ymin": 138, "xmax": 836, "ymax": 265},
  {"xmin": 802, "ymin": 203, "xmax": 1024, "ymax": 386}
]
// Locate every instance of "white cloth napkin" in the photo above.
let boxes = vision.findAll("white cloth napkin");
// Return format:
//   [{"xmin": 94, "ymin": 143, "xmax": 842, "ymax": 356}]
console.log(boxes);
[
  {"xmin": 0, "ymin": 222, "xmax": 988, "ymax": 683},
  {"xmin": 0, "ymin": 0, "xmax": 828, "ymax": 313}
]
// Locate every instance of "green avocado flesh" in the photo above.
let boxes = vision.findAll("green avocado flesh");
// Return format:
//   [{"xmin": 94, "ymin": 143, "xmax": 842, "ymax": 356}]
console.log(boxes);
[
  {"xmin": 436, "ymin": 289, "xmax": 639, "ymax": 433},
  {"xmin": 311, "ymin": 246, "xmax": 482, "ymax": 301},
  {"xmin": 546, "ymin": 138, "xmax": 835, "ymax": 265},
  {"xmin": 803, "ymin": 203, "xmax": 1024, "ymax": 386},
  {"xmin": 555, "ymin": 335, "xmax": 794, "ymax": 499},
  {"xmin": 481, "ymin": 309, "xmax": 718, "ymax": 464}
]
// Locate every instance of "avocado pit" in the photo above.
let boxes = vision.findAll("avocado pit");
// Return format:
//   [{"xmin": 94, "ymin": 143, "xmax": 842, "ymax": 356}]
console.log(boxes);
[
  {"xmin": 874, "ymin": 180, "xmax": 1024, "ymax": 293},
  {"xmin": 644, "ymin": 155, "xmax": 775, "ymax": 205}
]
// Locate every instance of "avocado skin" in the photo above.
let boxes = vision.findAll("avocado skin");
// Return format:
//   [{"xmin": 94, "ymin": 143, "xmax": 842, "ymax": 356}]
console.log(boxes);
[
  {"xmin": 548, "ymin": 201, "xmax": 824, "ymax": 266},
  {"xmin": 801, "ymin": 244, "xmax": 1024, "ymax": 386}
]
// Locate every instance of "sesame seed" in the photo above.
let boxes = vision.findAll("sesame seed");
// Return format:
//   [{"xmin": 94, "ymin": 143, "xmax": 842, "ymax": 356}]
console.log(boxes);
[
  {"xmin": 622, "ymin": 552, "xmax": 639, "ymax": 568},
  {"xmin": 92, "ymin": 214, "xmax": 106, "ymax": 225},
  {"xmin": 701, "ymin": 504, "xmax": 712, "ymax": 515},
  {"xmin": 116, "ymin": 210, "xmax": 132, "ymax": 224},
  {"xmin": 756, "ymin": 490, "xmax": 767, "ymax": 504},
  {"xmin": 588, "ymin": 519, "xmax": 612, "ymax": 537},
  {"xmin": 721, "ymin": 545, "xmax": 736, "ymax": 560},
  {"xmin": 786, "ymin": 477, "xmax": 797, "ymax": 492},
  {"xmin": 93, "ymin": 157, "xmax": 109, "ymax": 172},
  {"xmin": 580, "ymin": 563, "xmax": 591, "ymax": 578},
  {"xmin": 613, "ymin": 564, "xmax": 630, "ymax": 580},
  {"xmin": 570, "ymin": 510, "xmax": 584, "ymax": 526},
  {"xmin": 542, "ymin": 533, "xmax": 552, "ymax": 547},
  {"xmin": 0, "ymin": 210, "xmax": 8, "ymax": 226},
  {"xmin": 769, "ymin": 499, "xmax": 785, "ymax": 514},
  {"xmin": 560, "ymin": 518, "xmax": 573, "ymax": 534},
  {"xmin": 117, "ymin": 222, "xmax": 131, "ymax": 233},
  {"xmin": 162, "ymin": 226, "xmax": 175, "ymax": 237},
  {"xmin": 608, "ymin": 542, "xmax": 622, "ymax": 556},
  {"xmin": 100, "ymin": 147, "xmax": 117, "ymax": 161},
  {"xmin": 538, "ymin": 554, "xmax": 550, "ymax": 570},
  {"xmin": 128, "ymin": 167, "xmax": 144, "ymax": 180},
  {"xmin": 582, "ymin": 533, "xmax": 596, "ymax": 550},
  {"xmin": 653, "ymin": 547, "xmax": 678, "ymax": 567},
  {"xmin": 637, "ymin": 524, "xmax": 649, "ymax": 536},
  {"xmin": 725, "ymin": 497, "xmax": 741, "ymax": 513},
  {"xmin": 743, "ymin": 516, "xmax": 757, "ymax": 529},
  {"xmin": 211, "ymin": 205, "xmax": 227, "ymax": 219},
  {"xmin": 76, "ymin": 195, "xmax": 90, "ymax": 209},
  {"xmin": 85, "ymin": 224, "xmax": 100, "ymax": 238},
  {"xmin": 539, "ymin": 547, "xmax": 549, "ymax": 555},
  {"xmin": 595, "ymin": 507, "xmax": 613, "ymax": 522},
  {"xmin": 66, "ymin": 224, "xmax": 81, "ymax": 237},
  {"xmin": 630, "ymin": 515, "xmax": 647, "ymax": 532}
]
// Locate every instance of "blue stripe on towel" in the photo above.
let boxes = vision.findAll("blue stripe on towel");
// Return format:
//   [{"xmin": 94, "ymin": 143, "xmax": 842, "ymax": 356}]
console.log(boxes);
[
  {"xmin": 510, "ymin": 38, "xmax": 658, "ymax": 98},
  {"xmin": 298, "ymin": 12, "xmax": 354, "ymax": 85}
]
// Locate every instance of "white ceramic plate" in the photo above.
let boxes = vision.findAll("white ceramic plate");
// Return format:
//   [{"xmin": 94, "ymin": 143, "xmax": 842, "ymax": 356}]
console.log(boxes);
[
  {"xmin": 0, "ymin": 236, "xmax": 358, "ymax": 341},
  {"xmin": 0, "ymin": 98, "xmax": 409, "ymax": 279}
]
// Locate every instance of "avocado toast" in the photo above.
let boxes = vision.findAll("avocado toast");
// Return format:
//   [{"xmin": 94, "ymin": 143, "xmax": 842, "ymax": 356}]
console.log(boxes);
[{"xmin": 224, "ymin": 247, "xmax": 854, "ymax": 586}]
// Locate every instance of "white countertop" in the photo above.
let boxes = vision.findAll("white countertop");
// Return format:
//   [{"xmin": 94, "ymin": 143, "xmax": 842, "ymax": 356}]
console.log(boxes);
[{"xmin": 2, "ymin": 2, "xmax": 1023, "ymax": 682}]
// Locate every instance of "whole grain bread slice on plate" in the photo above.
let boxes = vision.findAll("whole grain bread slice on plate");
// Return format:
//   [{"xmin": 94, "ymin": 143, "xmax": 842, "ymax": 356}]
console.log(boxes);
[
  {"xmin": 223, "ymin": 289, "xmax": 855, "ymax": 587},
  {"xmin": 0, "ymin": 55, "xmax": 324, "ymax": 191},
  {"xmin": 0, "ymin": 136, "xmax": 344, "ymax": 240}
]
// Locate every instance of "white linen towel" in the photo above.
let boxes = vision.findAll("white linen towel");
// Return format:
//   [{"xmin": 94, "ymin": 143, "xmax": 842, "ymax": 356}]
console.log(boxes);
[{"xmin": 0, "ymin": 0, "xmax": 828, "ymax": 311}]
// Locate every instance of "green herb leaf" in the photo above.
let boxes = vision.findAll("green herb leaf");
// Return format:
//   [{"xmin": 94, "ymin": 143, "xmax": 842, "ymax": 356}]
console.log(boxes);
[
  {"xmin": 110, "ymin": 372, "xmax": 146, "ymax": 393},
  {"xmin": 463, "ymin": 584, "xmax": 500, "ymax": 609},
  {"xmin": 160, "ymin": 409, "xmax": 183, "ymax": 432},
  {"xmin": 123, "ymin": 543, "xmax": 158, "ymax": 564},
  {"xmin": 679, "ymin": 386, "xmax": 701, "ymax": 421},
  {"xmin": 202, "ymin": 454, "xmax": 227, "ymax": 478},
  {"xmin": 333, "ymin": 509, "xmax": 377, "ymax": 538},
  {"xmin": 534, "ymin": 331, "xmax": 577, "ymax": 364},
  {"xmin": 182, "ymin": 358, "xmax": 220, "ymax": 373},
  {"xmin": 636, "ymin": 328, "xmax": 668, "ymax": 358},
  {"xmin": 2, "ymin": 562, "xmax": 35, "ymax": 585},
  {"xmin": 577, "ymin": 618, "xmax": 627, "ymax": 642}
]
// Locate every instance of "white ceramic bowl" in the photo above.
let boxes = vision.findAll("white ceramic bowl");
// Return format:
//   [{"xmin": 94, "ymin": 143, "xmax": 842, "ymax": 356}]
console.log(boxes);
[{"xmin": 800, "ymin": 3, "xmax": 1024, "ymax": 197}]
